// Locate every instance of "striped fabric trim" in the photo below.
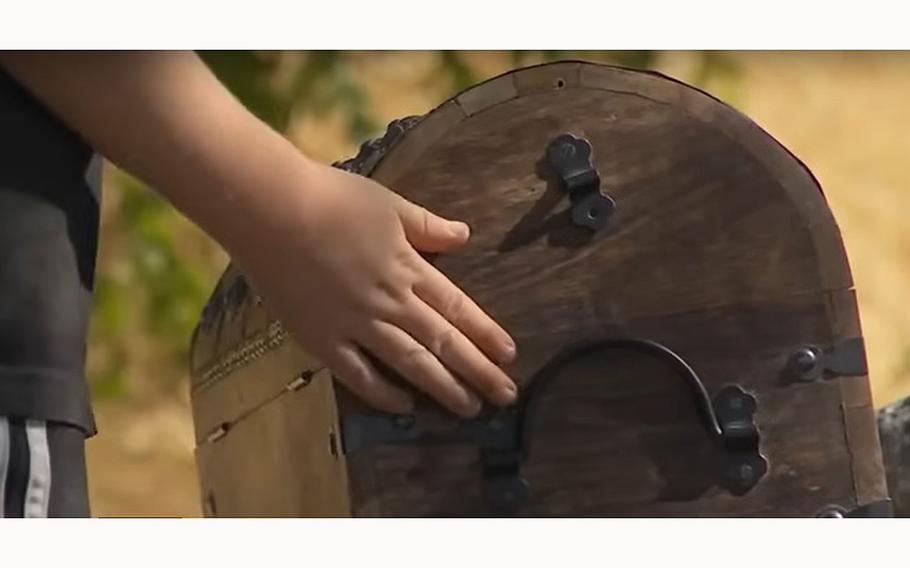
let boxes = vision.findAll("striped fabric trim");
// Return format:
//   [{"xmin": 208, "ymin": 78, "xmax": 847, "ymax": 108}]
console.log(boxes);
[
  {"xmin": 24, "ymin": 420, "xmax": 51, "ymax": 518},
  {"xmin": 0, "ymin": 417, "xmax": 8, "ymax": 518}
]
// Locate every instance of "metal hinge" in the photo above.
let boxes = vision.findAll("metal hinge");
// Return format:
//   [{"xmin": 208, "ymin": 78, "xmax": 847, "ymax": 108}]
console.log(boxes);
[
  {"xmin": 340, "ymin": 411, "xmax": 516, "ymax": 456},
  {"xmin": 546, "ymin": 133, "xmax": 616, "ymax": 232},
  {"xmin": 786, "ymin": 337, "xmax": 867, "ymax": 382}
]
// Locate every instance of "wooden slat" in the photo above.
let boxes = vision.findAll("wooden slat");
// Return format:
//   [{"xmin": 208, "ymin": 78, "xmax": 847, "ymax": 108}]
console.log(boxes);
[
  {"xmin": 580, "ymin": 63, "xmax": 836, "ymax": 230},
  {"xmin": 195, "ymin": 369, "xmax": 350, "ymax": 517},
  {"xmin": 513, "ymin": 61, "xmax": 582, "ymax": 95},
  {"xmin": 844, "ymin": 403, "xmax": 889, "ymax": 506},
  {"xmin": 371, "ymin": 101, "xmax": 465, "ymax": 187},
  {"xmin": 455, "ymin": 73, "xmax": 517, "ymax": 116},
  {"xmin": 191, "ymin": 340, "xmax": 320, "ymax": 445},
  {"xmin": 824, "ymin": 288, "xmax": 888, "ymax": 506}
]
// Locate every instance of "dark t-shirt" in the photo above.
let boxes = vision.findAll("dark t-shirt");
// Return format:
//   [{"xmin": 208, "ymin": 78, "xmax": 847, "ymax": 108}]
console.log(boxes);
[{"xmin": 0, "ymin": 67, "xmax": 100, "ymax": 435}]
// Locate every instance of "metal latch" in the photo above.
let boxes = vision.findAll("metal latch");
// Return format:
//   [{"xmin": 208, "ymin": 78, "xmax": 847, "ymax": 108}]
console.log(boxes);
[
  {"xmin": 546, "ymin": 133, "xmax": 616, "ymax": 232},
  {"xmin": 786, "ymin": 337, "xmax": 867, "ymax": 382}
]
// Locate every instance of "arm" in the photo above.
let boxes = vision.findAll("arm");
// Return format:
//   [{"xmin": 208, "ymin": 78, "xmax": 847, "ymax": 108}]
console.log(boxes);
[{"xmin": 0, "ymin": 51, "xmax": 517, "ymax": 416}]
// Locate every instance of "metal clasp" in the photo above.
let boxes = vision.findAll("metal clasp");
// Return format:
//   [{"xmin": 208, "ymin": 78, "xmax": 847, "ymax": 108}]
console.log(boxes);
[
  {"xmin": 546, "ymin": 133, "xmax": 616, "ymax": 232},
  {"xmin": 787, "ymin": 337, "xmax": 867, "ymax": 382}
]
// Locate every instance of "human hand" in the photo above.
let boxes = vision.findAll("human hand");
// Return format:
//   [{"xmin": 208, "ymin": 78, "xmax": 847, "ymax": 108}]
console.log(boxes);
[{"xmin": 238, "ymin": 161, "xmax": 518, "ymax": 418}]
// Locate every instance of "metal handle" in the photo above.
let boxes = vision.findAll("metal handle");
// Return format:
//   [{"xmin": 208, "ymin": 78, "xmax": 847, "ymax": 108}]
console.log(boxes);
[
  {"xmin": 518, "ymin": 339, "xmax": 729, "ymax": 446},
  {"xmin": 491, "ymin": 339, "xmax": 766, "ymax": 512},
  {"xmin": 340, "ymin": 338, "xmax": 767, "ymax": 514}
]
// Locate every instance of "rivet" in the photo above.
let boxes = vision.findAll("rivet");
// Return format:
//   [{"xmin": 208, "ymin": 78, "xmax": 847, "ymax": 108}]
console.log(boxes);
[
  {"xmin": 739, "ymin": 463, "xmax": 754, "ymax": 482},
  {"xmin": 791, "ymin": 347, "xmax": 820, "ymax": 379},
  {"xmin": 205, "ymin": 423, "xmax": 229, "ymax": 444},
  {"xmin": 816, "ymin": 505, "xmax": 847, "ymax": 518},
  {"xmin": 286, "ymin": 370, "xmax": 313, "ymax": 391}
]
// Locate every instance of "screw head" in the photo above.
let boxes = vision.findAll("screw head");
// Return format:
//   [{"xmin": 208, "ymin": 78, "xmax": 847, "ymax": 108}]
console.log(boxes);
[
  {"xmin": 792, "ymin": 347, "xmax": 820, "ymax": 379},
  {"xmin": 485, "ymin": 476, "xmax": 530, "ymax": 514},
  {"xmin": 724, "ymin": 456, "xmax": 767, "ymax": 492},
  {"xmin": 739, "ymin": 463, "xmax": 754, "ymax": 482},
  {"xmin": 560, "ymin": 142, "xmax": 576, "ymax": 159},
  {"xmin": 816, "ymin": 505, "xmax": 847, "ymax": 518}
]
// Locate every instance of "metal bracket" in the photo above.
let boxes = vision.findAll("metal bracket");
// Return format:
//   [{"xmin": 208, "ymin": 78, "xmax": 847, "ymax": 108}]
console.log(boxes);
[
  {"xmin": 340, "ymin": 408, "xmax": 527, "ymax": 514},
  {"xmin": 340, "ymin": 410, "xmax": 517, "ymax": 456},
  {"xmin": 712, "ymin": 385, "xmax": 768, "ymax": 493},
  {"xmin": 786, "ymin": 337, "xmax": 867, "ymax": 382},
  {"xmin": 546, "ymin": 133, "xmax": 615, "ymax": 231}
]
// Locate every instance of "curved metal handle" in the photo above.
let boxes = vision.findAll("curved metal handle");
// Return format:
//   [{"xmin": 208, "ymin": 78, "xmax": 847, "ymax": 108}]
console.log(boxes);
[
  {"xmin": 517, "ymin": 339, "xmax": 728, "ymax": 448},
  {"xmin": 476, "ymin": 339, "xmax": 767, "ymax": 512},
  {"xmin": 339, "ymin": 338, "xmax": 767, "ymax": 514}
]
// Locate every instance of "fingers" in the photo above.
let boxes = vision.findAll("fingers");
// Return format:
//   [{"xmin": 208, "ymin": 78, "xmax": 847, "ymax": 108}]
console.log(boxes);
[
  {"xmin": 396, "ymin": 295, "xmax": 517, "ymax": 407},
  {"xmin": 396, "ymin": 199, "xmax": 470, "ymax": 253},
  {"xmin": 412, "ymin": 266, "xmax": 516, "ymax": 366},
  {"xmin": 358, "ymin": 321, "xmax": 483, "ymax": 418},
  {"xmin": 327, "ymin": 344, "xmax": 415, "ymax": 414}
]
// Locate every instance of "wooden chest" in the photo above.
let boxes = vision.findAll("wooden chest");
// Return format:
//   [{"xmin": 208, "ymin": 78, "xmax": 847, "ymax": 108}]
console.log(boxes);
[{"xmin": 189, "ymin": 61, "xmax": 890, "ymax": 517}]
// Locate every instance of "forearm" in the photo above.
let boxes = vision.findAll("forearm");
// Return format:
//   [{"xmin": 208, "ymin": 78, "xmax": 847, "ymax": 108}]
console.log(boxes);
[{"xmin": 0, "ymin": 51, "xmax": 315, "ymax": 259}]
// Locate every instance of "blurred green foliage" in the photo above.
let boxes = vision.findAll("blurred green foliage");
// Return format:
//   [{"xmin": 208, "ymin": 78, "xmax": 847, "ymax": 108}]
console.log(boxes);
[
  {"xmin": 88, "ymin": 51, "xmax": 740, "ymax": 399},
  {"xmin": 200, "ymin": 51, "xmax": 378, "ymax": 140},
  {"xmin": 91, "ymin": 173, "xmax": 215, "ymax": 397}
]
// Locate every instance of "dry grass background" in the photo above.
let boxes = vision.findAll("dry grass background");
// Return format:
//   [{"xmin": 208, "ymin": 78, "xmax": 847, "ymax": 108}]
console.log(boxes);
[{"xmin": 84, "ymin": 51, "xmax": 910, "ymax": 517}]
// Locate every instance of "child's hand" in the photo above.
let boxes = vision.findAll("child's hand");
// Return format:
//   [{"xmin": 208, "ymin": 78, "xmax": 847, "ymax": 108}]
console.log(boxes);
[{"xmin": 238, "ymin": 161, "xmax": 518, "ymax": 417}]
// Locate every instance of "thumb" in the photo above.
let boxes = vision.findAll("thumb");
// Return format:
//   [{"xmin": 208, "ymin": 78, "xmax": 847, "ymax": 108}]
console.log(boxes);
[{"xmin": 397, "ymin": 199, "xmax": 470, "ymax": 252}]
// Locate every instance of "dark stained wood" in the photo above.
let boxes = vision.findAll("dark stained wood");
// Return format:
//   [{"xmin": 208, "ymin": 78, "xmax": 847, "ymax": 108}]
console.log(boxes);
[
  {"xmin": 370, "ymin": 101, "xmax": 465, "ymax": 187},
  {"xmin": 189, "ymin": 61, "xmax": 888, "ymax": 517},
  {"xmin": 351, "ymin": 294, "xmax": 856, "ymax": 517},
  {"xmin": 825, "ymin": 288, "xmax": 888, "ymax": 506}
]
